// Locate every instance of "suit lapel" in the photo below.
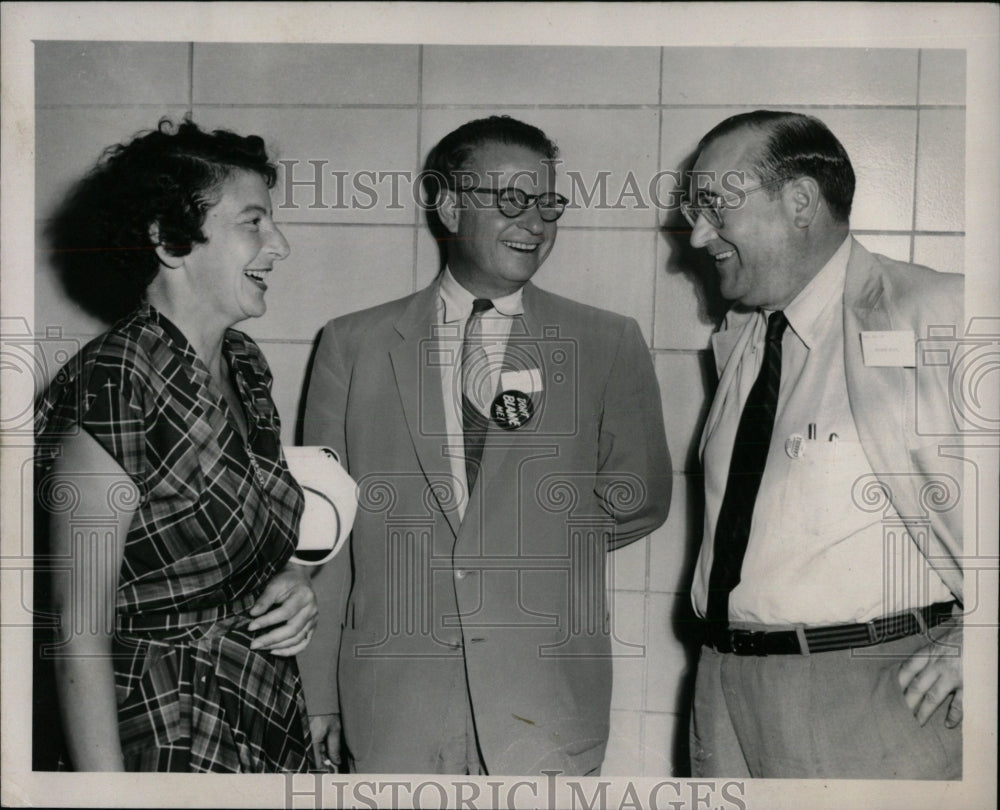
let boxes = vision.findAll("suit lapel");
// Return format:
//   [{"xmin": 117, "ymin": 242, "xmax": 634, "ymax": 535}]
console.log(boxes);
[
  {"xmin": 699, "ymin": 308, "xmax": 758, "ymax": 459},
  {"xmin": 389, "ymin": 284, "xmax": 462, "ymax": 536},
  {"xmin": 710, "ymin": 317, "xmax": 746, "ymax": 377},
  {"xmin": 843, "ymin": 238, "xmax": 910, "ymax": 482}
]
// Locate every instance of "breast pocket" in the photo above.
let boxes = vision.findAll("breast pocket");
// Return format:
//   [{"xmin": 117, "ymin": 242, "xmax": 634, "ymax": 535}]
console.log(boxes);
[{"xmin": 779, "ymin": 439, "xmax": 881, "ymax": 540}]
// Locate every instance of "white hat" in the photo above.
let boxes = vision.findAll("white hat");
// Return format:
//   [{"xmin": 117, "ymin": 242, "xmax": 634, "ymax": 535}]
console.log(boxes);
[{"xmin": 283, "ymin": 445, "xmax": 357, "ymax": 566}]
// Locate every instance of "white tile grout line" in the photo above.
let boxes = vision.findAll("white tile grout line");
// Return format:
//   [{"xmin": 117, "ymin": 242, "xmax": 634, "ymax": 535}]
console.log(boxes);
[
  {"xmin": 911, "ymin": 51, "xmax": 922, "ymax": 264},
  {"xmin": 35, "ymin": 103, "xmax": 968, "ymax": 112},
  {"xmin": 412, "ymin": 44, "xmax": 425, "ymax": 293},
  {"xmin": 187, "ymin": 42, "xmax": 195, "ymax": 112}
]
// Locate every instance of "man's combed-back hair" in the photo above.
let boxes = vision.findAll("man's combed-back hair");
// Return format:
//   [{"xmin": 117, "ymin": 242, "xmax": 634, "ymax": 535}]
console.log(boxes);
[
  {"xmin": 423, "ymin": 115, "xmax": 559, "ymax": 198},
  {"xmin": 699, "ymin": 110, "xmax": 856, "ymax": 222},
  {"xmin": 46, "ymin": 117, "xmax": 277, "ymax": 322}
]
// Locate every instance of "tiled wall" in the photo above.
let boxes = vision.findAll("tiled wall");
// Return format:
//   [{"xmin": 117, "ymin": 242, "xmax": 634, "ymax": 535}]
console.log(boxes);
[{"xmin": 34, "ymin": 43, "xmax": 965, "ymax": 776}]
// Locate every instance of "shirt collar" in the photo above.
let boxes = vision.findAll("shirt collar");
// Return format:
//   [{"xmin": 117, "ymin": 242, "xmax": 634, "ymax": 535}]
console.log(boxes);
[
  {"xmin": 438, "ymin": 267, "xmax": 525, "ymax": 323},
  {"xmin": 778, "ymin": 235, "xmax": 851, "ymax": 349}
]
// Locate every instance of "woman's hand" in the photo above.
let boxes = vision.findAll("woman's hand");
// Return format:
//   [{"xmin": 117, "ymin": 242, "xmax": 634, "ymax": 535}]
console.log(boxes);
[{"xmin": 247, "ymin": 563, "xmax": 319, "ymax": 656}]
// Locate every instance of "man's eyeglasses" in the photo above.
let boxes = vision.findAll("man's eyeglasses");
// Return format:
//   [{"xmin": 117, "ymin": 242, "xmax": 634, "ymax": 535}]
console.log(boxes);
[
  {"xmin": 463, "ymin": 186, "xmax": 569, "ymax": 222},
  {"xmin": 679, "ymin": 177, "xmax": 790, "ymax": 231}
]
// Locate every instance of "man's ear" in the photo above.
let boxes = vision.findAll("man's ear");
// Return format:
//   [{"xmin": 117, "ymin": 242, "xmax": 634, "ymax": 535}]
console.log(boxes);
[
  {"xmin": 148, "ymin": 222, "xmax": 184, "ymax": 269},
  {"xmin": 436, "ymin": 188, "xmax": 461, "ymax": 235},
  {"xmin": 785, "ymin": 176, "xmax": 822, "ymax": 229}
]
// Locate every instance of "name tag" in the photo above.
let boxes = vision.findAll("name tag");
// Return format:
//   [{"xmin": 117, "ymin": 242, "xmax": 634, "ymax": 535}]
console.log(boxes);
[
  {"xmin": 860, "ymin": 330, "xmax": 915, "ymax": 367},
  {"xmin": 501, "ymin": 368, "xmax": 543, "ymax": 394}
]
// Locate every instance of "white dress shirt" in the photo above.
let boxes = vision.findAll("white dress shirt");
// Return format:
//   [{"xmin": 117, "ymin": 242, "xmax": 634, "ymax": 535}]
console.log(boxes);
[
  {"xmin": 437, "ymin": 268, "xmax": 524, "ymax": 520},
  {"xmin": 694, "ymin": 237, "xmax": 951, "ymax": 625}
]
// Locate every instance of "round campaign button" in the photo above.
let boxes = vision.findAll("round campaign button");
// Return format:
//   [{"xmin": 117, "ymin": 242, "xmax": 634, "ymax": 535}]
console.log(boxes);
[
  {"xmin": 491, "ymin": 390, "xmax": 535, "ymax": 430},
  {"xmin": 785, "ymin": 433, "xmax": 805, "ymax": 459}
]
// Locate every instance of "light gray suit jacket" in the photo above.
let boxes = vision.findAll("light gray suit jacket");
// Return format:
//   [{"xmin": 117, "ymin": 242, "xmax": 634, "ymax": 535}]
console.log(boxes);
[{"xmin": 298, "ymin": 280, "xmax": 672, "ymax": 774}]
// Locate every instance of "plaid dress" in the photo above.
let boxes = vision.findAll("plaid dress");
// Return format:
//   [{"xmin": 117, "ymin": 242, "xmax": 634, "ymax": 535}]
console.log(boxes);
[{"xmin": 35, "ymin": 304, "xmax": 312, "ymax": 772}]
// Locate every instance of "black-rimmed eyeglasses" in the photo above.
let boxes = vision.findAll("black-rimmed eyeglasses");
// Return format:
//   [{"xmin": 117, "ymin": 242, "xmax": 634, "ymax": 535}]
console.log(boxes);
[
  {"xmin": 680, "ymin": 178, "xmax": 790, "ymax": 231},
  {"xmin": 463, "ymin": 186, "xmax": 569, "ymax": 222}
]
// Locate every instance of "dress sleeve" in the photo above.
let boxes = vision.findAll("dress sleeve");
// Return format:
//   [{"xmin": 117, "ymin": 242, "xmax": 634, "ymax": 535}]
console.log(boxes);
[{"xmin": 74, "ymin": 343, "xmax": 151, "ymax": 487}]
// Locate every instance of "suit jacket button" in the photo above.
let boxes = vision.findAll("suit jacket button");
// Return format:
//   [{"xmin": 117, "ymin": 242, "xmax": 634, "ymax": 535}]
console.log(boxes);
[{"xmin": 455, "ymin": 569, "xmax": 467, "ymax": 580}]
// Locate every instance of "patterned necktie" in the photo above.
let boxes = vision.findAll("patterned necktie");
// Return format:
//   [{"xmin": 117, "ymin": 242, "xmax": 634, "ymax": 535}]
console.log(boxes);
[
  {"xmin": 462, "ymin": 298, "xmax": 494, "ymax": 494},
  {"xmin": 706, "ymin": 310, "xmax": 789, "ymax": 624}
]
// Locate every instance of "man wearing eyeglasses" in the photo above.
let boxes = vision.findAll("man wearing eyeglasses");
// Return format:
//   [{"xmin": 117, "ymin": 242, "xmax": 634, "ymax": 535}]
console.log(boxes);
[
  {"xmin": 684, "ymin": 110, "xmax": 964, "ymax": 779},
  {"xmin": 299, "ymin": 115, "xmax": 671, "ymax": 775}
]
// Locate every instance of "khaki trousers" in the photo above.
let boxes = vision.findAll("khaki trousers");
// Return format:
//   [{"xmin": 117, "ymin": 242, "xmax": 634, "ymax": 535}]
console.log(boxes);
[{"xmin": 690, "ymin": 631, "xmax": 961, "ymax": 779}]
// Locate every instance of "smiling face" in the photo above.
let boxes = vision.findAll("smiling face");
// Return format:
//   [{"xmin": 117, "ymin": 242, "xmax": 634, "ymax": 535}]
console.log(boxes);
[
  {"xmin": 688, "ymin": 129, "xmax": 808, "ymax": 310},
  {"xmin": 179, "ymin": 168, "xmax": 290, "ymax": 328},
  {"xmin": 440, "ymin": 142, "xmax": 557, "ymax": 298}
]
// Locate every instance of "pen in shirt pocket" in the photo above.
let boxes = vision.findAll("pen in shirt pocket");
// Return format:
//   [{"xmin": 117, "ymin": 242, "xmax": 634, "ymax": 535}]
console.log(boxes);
[{"xmin": 806, "ymin": 423, "xmax": 839, "ymax": 442}]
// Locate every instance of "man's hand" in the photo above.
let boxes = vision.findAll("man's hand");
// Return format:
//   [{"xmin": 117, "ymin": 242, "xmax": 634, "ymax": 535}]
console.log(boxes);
[
  {"xmin": 248, "ymin": 563, "xmax": 319, "ymax": 656},
  {"xmin": 309, "ymin": 713, "xmax": 343, "ymax": 771},
  {"xmin": 897, "ymin": 624, "xmax": 962, "ymax": 728}
]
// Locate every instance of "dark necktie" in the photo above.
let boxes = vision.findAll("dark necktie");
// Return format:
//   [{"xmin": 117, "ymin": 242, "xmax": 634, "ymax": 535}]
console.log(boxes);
[
  {"xmin": 462, "ymin": 298, "xmax": 494, "ymax": 494},
  {"xmin": 706, "ymin": 310, "xmax": 789, "ymax": 624}
]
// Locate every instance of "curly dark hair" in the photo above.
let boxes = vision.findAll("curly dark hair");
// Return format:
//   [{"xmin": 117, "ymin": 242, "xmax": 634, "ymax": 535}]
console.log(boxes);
[{"xmin": 46, "ymin": 117, "xmax": 277, "ymax": 322}]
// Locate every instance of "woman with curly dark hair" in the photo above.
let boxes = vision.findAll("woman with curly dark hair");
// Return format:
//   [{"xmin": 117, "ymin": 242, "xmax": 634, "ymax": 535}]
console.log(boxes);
[{"xmin": 35, "ymin": 119, "xmax": 316, "ymax": 772}]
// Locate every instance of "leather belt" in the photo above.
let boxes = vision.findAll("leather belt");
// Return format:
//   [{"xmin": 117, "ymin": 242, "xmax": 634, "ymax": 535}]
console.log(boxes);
[{"xmin": 704, "ymin": 601, "xmax": 957, "ymax": 656}]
